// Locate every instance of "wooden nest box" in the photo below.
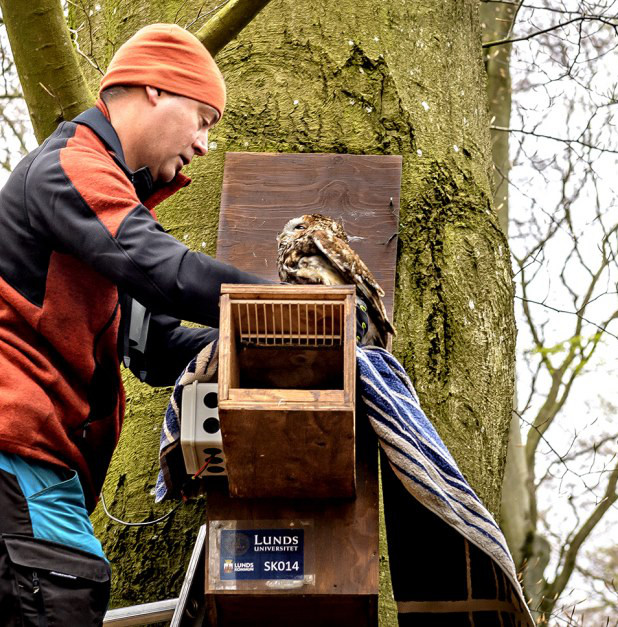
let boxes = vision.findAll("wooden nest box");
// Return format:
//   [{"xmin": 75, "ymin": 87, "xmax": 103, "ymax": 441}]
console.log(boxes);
[{"xmin": 218, "ymin": 284, "xmax": 356, "ymax": 499}]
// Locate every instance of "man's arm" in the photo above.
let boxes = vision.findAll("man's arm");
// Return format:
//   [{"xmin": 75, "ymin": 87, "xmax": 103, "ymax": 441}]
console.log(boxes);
[
  {"xmin": 124, "ymin": 308, "xmax": 218, "ymax": 386},
  {"xmin": 26, "ymin": 138, "xmax": 270, "ymax": 327}
]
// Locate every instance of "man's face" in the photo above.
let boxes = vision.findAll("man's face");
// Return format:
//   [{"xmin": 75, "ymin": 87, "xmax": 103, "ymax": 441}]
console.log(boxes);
[{"xmin": 140, "ymin": 90, "xmax": 219, "ymax": 183}]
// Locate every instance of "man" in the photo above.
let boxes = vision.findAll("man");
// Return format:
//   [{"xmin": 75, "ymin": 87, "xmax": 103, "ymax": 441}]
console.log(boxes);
[{"xmin": 0, "ymin": 24, "xmax": 268, "ymax": 624}]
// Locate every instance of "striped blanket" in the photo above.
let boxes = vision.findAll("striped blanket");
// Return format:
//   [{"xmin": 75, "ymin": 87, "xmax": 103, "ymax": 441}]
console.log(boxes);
[
  {"xmin": 154, "ymin": 339, "xmax": 219, "ymax": 503},
  {"xmin": 156, "ymin": 343, "xmax": 533, "ymax": 625},
  {"xmin": 358, "ymin": 347, "xmax": 533, "ymax": 625}
]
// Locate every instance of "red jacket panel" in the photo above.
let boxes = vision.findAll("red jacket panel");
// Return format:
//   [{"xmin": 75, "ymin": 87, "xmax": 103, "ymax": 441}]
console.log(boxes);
[{"xmin": 0, "ymin": 105, "xmax": 266, "ymax": 510}]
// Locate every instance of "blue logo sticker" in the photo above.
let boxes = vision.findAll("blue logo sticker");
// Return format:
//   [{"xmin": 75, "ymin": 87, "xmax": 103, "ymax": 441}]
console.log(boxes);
[{"xmin": 219, "ymin": 529, "xmax": 304, "ymax": 580}]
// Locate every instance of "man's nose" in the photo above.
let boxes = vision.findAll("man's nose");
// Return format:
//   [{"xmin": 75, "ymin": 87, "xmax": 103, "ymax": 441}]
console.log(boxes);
[{"xmin": 193, "ymin": 129, "xmax": 209, "ymax": 156}]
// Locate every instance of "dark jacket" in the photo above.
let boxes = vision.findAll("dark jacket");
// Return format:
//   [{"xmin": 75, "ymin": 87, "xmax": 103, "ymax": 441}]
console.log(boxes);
[{"xmin": 0, "ymin": 103, "xmax": 265, "ymax": 511}]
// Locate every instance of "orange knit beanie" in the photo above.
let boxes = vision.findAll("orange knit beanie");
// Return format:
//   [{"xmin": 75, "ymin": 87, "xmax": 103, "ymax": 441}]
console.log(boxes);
[{"xmin": 99, "ymin": 24, "xmax": 226, "ymax": 120}]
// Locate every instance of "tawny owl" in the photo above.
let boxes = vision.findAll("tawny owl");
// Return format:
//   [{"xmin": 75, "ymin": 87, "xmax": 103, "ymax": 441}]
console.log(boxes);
[{"xmin": 277, "ymin": 214, "xmax": 395, "ymax": 347}]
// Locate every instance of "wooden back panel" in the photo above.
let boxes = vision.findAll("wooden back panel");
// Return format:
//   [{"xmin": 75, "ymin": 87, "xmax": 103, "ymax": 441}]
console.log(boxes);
[
  {"xmin": 216, "ymin": 152, "xmax": 402, "ymax": 317},
  {"xmin": 206, "ymin": 152, "xmax": 401, "ymax": 623}
]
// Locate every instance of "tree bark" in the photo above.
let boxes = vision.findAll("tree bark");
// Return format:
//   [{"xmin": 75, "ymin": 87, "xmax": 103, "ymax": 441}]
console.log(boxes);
[
  {"xmin": 480, "ymin": 0, "xmax": 515, "ymax": 233},
  {"xmin": 10, "ymin": 0, "xmax": 515, "ymax": 614},
  {"xmin": 480, "ymin": 1, "xmax": 533, "ymax": 573},
  {"xmin": 0, "ymin": 0, "xmax": 93, "ymax": 142}
]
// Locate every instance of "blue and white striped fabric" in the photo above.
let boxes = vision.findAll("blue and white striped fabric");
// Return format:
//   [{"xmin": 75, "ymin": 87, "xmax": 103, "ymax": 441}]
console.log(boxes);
[
  {"xmin": 156, "ymin": 342, "xmax": 532, "ymax": 623},
  {"xmin": 358, "ymin": 346, "xmax": 511, "ymax": 558},
  {"xmin": 358, "ymin": 346, "xmax": 533, "ymax": 624}
]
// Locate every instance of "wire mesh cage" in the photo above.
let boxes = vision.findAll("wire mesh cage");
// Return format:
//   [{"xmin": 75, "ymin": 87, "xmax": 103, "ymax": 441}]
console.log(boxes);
[{"xmin": 233, "ymin": 299, "xmax": 344, "ymax": 347}]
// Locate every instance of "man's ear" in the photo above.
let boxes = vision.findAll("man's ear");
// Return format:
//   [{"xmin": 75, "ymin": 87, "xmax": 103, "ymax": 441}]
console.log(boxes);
[{"xmin": 144, "ymin": 86, "xmax": 161, "ymax": 105}]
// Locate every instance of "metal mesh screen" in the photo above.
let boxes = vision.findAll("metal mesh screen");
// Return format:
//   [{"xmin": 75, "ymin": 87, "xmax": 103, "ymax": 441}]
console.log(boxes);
[{"xmin": 232, "ymin": 300, "xmax": 344, "ymax": 347}]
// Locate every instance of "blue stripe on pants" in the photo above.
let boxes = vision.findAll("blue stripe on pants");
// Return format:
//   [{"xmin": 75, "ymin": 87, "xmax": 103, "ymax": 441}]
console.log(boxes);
[{"xmin": 0, "ymin": 451, "xmax": 106, "ymax": 560}]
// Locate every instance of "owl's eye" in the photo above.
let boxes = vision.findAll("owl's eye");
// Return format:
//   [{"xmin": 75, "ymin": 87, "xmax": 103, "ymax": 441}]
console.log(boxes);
[{"xmin": 294, "ymin": 224, "xmax": 306, "ymax": 230}]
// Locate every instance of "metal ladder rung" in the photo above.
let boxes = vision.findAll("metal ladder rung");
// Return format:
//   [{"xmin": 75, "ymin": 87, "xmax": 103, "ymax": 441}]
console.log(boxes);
[
  {"xmin": 103, "ymin": 598, "xmax": 177, "ymax": 625},
  {"xmin": 103, "ymin": 524, "xmax": 207, "ymax": 626}
]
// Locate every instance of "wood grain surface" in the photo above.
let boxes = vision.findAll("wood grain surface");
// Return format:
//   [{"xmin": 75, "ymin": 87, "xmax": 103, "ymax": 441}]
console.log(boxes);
[
  {"xmin": 205, "ymin": 406, "xmax": 379, "ymax": 624},
  {"xmin": 220, "ymin": 408, "xmax": 355, "ymax": 499},
  {"xmin": 205, "ymin": 153, "xmax": 399, "ymax": 623},
  {"xmin": 216, "ymin": 153, "xmax": 402, "ymax": 317},
  {"xmin": 218, "ymin": 284, "xmax": 356, "ymax": 499},
  {"xmin": 237, "ymin": 347, "xmax": 344, "ymax": 390},
  {"xmin": 210, "ymin": 595, "xmax": 376, "ymax": 627}
]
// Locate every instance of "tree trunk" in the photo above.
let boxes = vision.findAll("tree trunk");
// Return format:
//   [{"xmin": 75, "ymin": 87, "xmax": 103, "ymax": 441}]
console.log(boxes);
[
  {"xmin": 480, "ymin": 6, "xmax": 552, "ymax": 613},
  {"xmin": 0, "ymin": 0, "xmax": 94, "ymax": 142},
  {"xmin": 480, "ymin": 1, "xmax": 514, "ymax": 234},
  {"xmin": 480, "ymin": 1, "xmax": 533, "ymax": 570},
  {"xmin": 52, "ymin": 0, "xmax": 513, "ymax": 612}
]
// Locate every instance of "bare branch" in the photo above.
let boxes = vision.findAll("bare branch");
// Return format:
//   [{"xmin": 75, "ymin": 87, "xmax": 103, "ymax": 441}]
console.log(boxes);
[
  {"xmin": 491, "ymin": 125, "xmax": 618, "ymax": 154},
  {"xmin": 483, "ymin": 16, "xmax": 618, "ymax": 49},
  {"xmin": 183, "ymin": 0, "xmax": 231, "ymax": 29},
  {"xmin": 196, "ymin": 0, "xmax": 274, "ymax": 56},
  {"xmin": 545, "ymin": 462, "xmax": 618, "ymax": 609},
  {"xmin": 545, "ymin": 433, "xmax": 618, "ymax": 471},
  {"xmin": 482, "ymin": 0, "xmax": 614, "ymax": 16},
  {"xmin": 0, "ymin": 104, "xmax": 28, "ymax": 154},
  {"xmin": 67, "ymin": 24, "xmax": 103, "ymax": 75},
  {"xmin": 514, "ymin": 298, "xmax": 618, "ymax": 341}
]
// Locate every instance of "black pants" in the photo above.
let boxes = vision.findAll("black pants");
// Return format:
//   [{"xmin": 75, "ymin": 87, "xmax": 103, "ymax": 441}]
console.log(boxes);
[{"xmin": 0, "ymin": 468, "xmax": 110, "ymax": 627}]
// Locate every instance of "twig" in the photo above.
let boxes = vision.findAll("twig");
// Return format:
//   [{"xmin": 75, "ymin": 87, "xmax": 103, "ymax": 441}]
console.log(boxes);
[
  {"xmin": 483, "ymin": 16, "xmax": 618, "ymax": 49},
  {"xmin": 515, "ymin": 295, "xmax": 618, "ymax": 341},
  {"xmin": 68, "ymin": 25, "xmax": 103, "ymax": 74},
  {"xmin": 491, "ymin": 125, "xmax": 618, "ymax": 154}
]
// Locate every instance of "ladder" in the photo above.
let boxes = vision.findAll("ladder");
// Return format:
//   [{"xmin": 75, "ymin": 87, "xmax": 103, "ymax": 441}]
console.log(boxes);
[{"xmin": 103, "ymin": 525, "xmax": 208, "ymax": 626}]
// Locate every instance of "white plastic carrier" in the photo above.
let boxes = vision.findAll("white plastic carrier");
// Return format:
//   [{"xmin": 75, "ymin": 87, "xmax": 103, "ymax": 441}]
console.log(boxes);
[{"xmin": 179, "ymin": 381, "xmax": 227, "ymax": 477}]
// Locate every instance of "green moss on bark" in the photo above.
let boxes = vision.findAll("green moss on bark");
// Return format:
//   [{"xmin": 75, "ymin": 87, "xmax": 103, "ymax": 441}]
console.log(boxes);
[{"xmin": 1, "ymin": 0, "xmax": 94, "ymax": 142}]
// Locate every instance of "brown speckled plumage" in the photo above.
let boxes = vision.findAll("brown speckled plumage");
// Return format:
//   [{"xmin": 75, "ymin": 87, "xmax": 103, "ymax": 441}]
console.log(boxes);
[{"xmin": 276, "ymin": 214, "xmax": 395, "ymax": 347}]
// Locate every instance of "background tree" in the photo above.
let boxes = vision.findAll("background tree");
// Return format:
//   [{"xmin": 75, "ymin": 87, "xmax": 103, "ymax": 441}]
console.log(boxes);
[
  {"xmin": 0, "ymin": 0, "xmax": 516, "ymax": 620},
  {"xmin": 0, "ymin": 27, "xmax": 34, "ymax": 172},
  {"xmin": 481, "ymin": 0, "xmax": 533, "ymax": 577},
  {"xmin": 481, "ymin": 1, "xmax": 618, "ymax": 623}
]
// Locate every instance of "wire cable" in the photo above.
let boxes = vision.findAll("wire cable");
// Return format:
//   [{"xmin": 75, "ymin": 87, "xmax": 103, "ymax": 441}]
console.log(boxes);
[
  {"xmin": 99, "ymin": 456, "xmax": 214, "ymax": 526},
  {"xmin": 100, "ymin": 491, "xmax": 183, "ymax": 527}
]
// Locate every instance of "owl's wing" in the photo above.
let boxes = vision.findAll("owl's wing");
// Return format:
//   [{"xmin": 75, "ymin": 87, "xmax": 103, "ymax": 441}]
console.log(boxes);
[
  {"xmin": 310, "ymin": 229, "xmax": 381, "ymax": 293},
  {"xmin": 310, "ymin": 229, "xmax": 395, "ymax": 344}
]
